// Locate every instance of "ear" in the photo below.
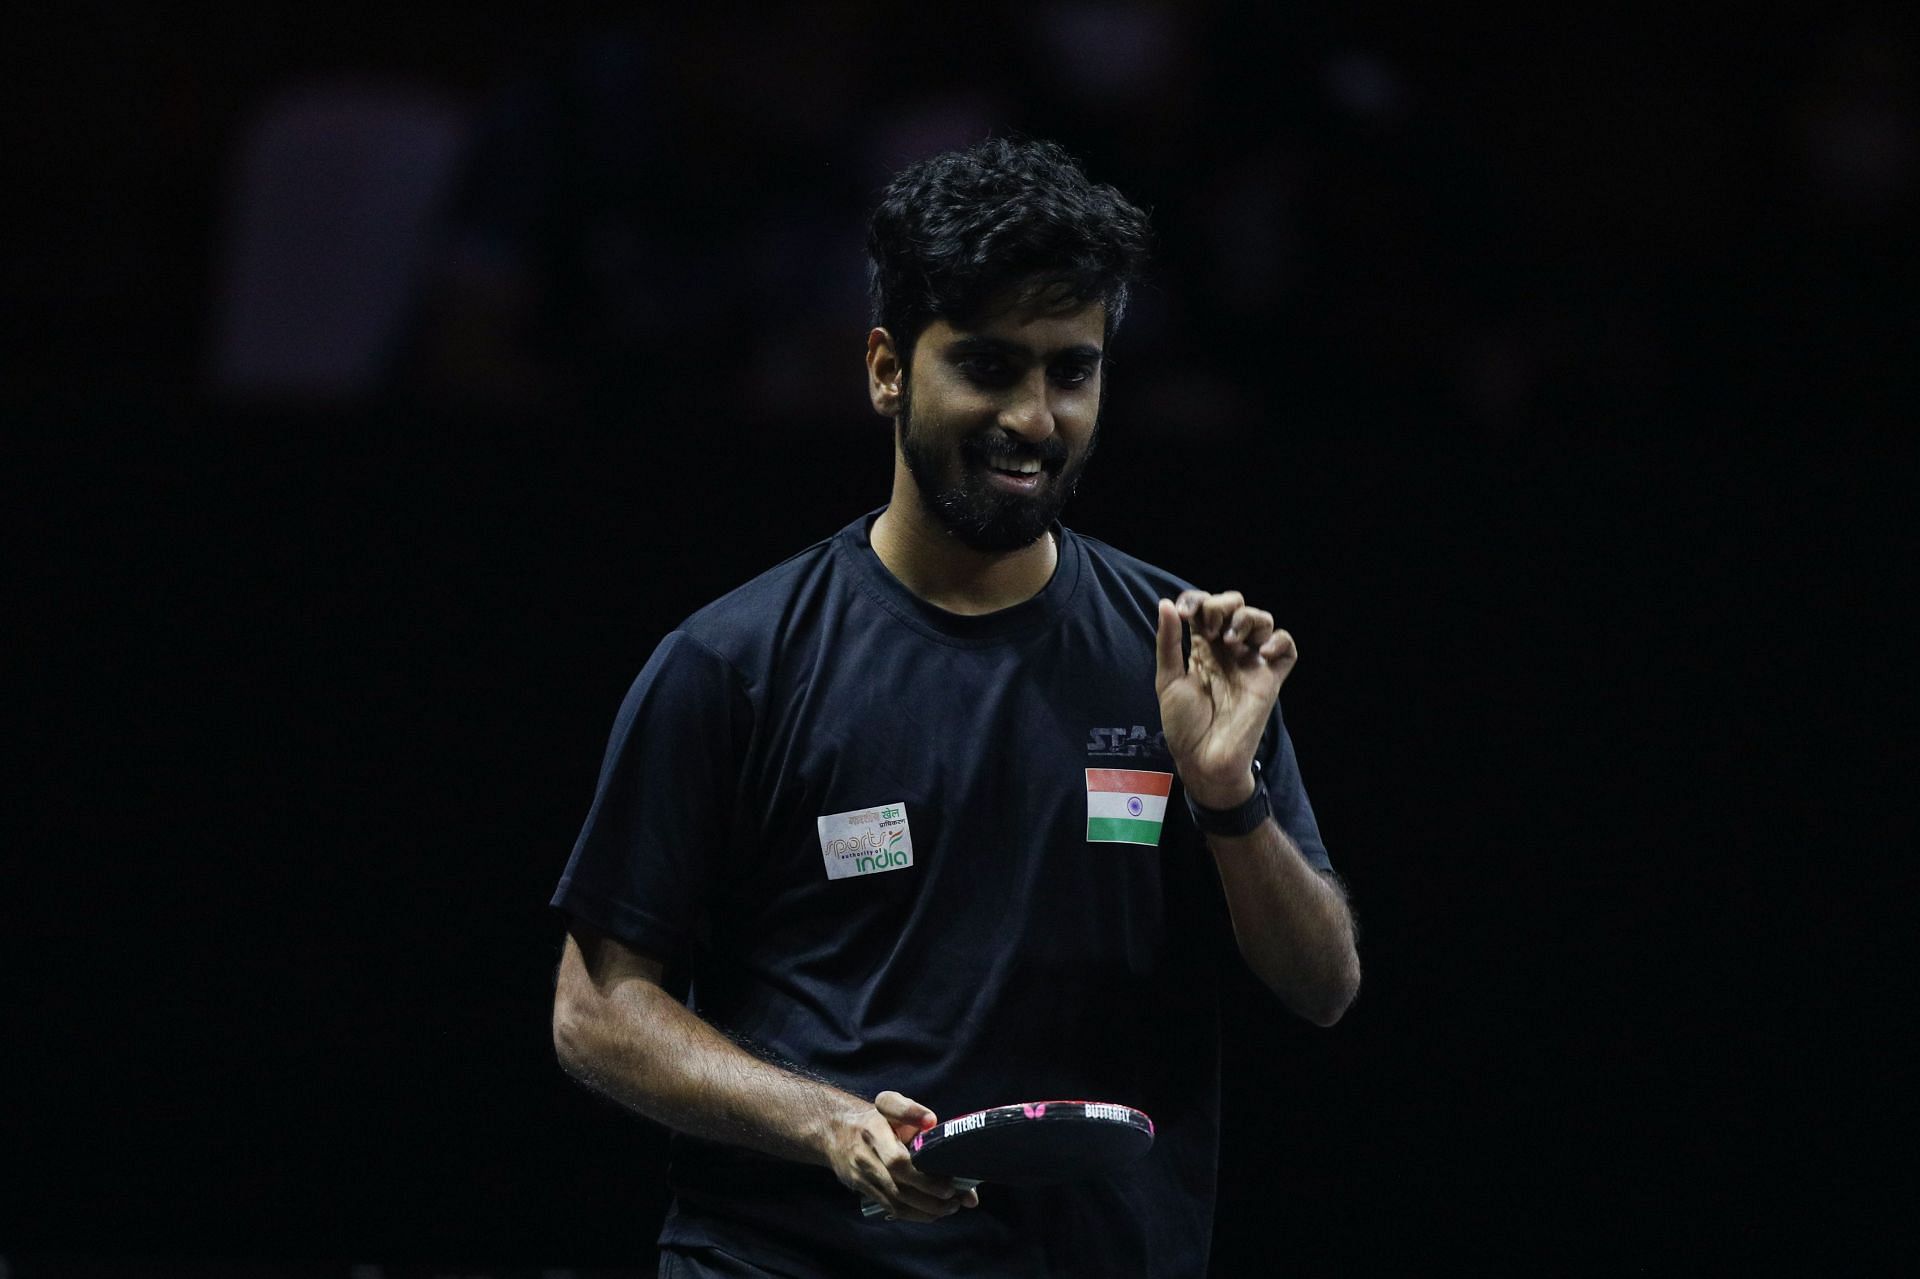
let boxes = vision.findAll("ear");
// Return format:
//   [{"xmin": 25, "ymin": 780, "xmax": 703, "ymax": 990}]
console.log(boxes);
[{"xmin": 866, "ymin": 327, "xmax": 904, "ymax": 418}]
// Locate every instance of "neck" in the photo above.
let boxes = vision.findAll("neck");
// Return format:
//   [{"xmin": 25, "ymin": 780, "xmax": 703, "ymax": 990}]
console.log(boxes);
[{"xmin": 870, "ymin": 463, "xmax": 1058, "ymax": 616}]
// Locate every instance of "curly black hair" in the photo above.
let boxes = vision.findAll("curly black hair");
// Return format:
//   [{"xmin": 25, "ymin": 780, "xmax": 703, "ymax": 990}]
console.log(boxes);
[{"xmin": 867, "ymin": 137, "xmax": 1151, "ymax": 364}]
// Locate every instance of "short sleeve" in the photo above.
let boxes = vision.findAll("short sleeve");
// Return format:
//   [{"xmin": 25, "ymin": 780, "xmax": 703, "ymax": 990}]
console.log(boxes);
[
  {"xmin": 1259, "ymin": 705, "xmax": 1332, "ymax": 872},
  {"xmin": 550, "ymin": 630, "xmax": 752, "ymax": 961}
]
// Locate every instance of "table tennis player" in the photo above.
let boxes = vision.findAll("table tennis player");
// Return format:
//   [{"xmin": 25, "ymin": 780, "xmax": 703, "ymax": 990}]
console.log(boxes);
[{"xmin": 550, "ymin": 136, "xmax": 1361, "ymax": 1279}]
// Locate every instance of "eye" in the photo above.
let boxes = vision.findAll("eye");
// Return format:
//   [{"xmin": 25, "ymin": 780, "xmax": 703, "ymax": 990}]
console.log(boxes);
[
  {"xmin": 957, "ymin": 355, "xmax": 1016, "ymax": 387},
  {"xmin": 1050, "ymin": 362, "xmax": 1097, "ymax": 388}
]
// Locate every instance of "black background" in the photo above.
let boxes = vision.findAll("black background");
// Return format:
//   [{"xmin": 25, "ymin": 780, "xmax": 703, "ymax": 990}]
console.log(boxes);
[{"xmin": 7, "ymin": 4, "xmax": 1914, "ymax": 1273}]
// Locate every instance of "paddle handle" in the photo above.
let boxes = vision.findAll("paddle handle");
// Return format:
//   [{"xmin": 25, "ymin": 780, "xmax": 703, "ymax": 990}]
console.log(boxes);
[{"xmin": 860, "ymin": 1178, "xmax": 982, "ymax": 1219}]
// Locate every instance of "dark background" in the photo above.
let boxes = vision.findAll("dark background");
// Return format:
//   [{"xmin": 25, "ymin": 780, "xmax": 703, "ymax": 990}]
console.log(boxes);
[{"xmin": 7, "ymin": 4, "xmax": 1914, "ymax": 1273}]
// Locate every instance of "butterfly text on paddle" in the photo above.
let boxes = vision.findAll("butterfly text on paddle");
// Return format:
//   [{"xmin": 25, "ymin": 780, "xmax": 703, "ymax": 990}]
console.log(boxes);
[{"xmin": 944, "ymin": 1112, "xmax": 989, "ymax": 1137}]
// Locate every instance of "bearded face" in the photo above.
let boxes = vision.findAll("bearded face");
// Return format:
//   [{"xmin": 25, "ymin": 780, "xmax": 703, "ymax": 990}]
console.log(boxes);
[{"xmin": 892, "ymin": 305, "xmax": 1107, "ymax": 552}]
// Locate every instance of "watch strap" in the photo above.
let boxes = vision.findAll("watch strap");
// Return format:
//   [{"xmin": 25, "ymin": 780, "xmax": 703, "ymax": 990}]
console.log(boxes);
[{"xmin": 1185, "ymin": 761, "xmax": 1272, "ymax": 838}]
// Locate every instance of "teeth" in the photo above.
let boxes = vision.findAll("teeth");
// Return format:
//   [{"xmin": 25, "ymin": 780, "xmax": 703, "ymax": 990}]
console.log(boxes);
[{"xmin": 995, "ymin": 458, "xmax": 1042, "ymax": 474}]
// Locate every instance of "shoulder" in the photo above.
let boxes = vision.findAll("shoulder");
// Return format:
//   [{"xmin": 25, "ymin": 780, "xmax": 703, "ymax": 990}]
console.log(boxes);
[
  {"xmin": 1068, "ymin": 528, "xmax": 1198, "ymax": 610},
  {"xmin": 671, "ymin": 525, "xmax": 851, "ymax": 677}
]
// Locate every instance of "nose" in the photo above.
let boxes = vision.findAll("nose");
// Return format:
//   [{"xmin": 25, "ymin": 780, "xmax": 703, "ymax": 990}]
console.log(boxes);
[{"xmin": 996, "ymin": 370, "xmax": 1056, "ymax": 443}]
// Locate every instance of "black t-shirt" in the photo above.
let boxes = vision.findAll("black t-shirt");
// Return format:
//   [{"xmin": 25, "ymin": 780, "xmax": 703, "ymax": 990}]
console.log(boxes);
[{"xmin": 553, "ymin": 511, "xmax": 1331, "ymax": 1278}]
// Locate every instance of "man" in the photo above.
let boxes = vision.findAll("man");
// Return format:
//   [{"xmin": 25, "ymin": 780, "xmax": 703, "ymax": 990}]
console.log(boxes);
[{"xmin": 550, "ymin": 137, "xmax": 1360, "ymax": 1278}]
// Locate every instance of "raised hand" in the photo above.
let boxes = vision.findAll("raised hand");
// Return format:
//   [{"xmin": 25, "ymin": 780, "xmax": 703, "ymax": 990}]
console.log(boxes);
[{"xmin": 1154, "ymin": 590, "xmax": 1297, "ymax": 809}]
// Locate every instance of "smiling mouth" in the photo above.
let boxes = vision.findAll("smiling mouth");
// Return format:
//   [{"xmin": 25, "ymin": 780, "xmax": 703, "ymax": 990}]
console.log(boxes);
[
  {"xmin": 983, "ymin": 463, "xmax": 1046, "ymax": 493},
  {"xmin": 966, "ymin": 434, "xmax": 1063, "ymax": 490}
]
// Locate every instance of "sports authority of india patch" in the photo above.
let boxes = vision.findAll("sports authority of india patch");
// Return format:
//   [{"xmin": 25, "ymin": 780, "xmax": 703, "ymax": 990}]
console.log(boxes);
[
  {"xmin": 816, "ymin": 803, "xmax": 914, "ymax": 880},
  {"xmin": 1085, "ymin": 769, "xmax": 1174, "ymax": 846}
]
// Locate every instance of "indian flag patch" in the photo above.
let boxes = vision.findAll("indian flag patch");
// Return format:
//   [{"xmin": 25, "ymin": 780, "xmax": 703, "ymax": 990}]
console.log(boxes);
[{"xmin": 1085, "ymin": 769, "xmax": 1174, "ymax": 846}]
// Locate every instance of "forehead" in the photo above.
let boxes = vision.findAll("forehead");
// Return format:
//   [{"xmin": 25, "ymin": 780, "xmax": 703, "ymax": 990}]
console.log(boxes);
[{"xmin": 922, "ymin": 300, "xmax": 1108, "ymax": 355}]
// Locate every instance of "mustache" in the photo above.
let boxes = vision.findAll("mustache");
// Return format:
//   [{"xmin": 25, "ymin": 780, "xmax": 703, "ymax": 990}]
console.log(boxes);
[{"xmin": 962, "ymin": 432, "xmax": 1070, "ymax": 470}]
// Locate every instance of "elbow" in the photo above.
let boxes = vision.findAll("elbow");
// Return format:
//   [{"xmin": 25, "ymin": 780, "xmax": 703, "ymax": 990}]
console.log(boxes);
[
  {"xmin": 1246, "ymin": 939, "xmax": 1361, "ymax": 1027},
  {"xmin": 551, "ymin": 991, "xmax": 594, "ymax": 1077},
  {"xmin": 1276, "ymin": 952, "xmax": 1359, "ymax": 1028},
  {"xmin": 1308, "ymin": 955, "xmax": 1362, "ymax": 1028},
  {"xmin": 1305, "ymin": 989, "xmax": 1355, "ymax": 1028}
]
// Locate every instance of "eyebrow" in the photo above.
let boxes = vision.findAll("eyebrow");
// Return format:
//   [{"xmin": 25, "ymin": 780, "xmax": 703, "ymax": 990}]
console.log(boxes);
[{"xmin": 945, "ymin": 336, "xmax": 1105, "ymax": 363}]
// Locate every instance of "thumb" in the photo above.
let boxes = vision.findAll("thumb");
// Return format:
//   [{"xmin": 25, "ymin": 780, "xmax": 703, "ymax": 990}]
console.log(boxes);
[
  {"xmin": 1154, "ymin": 598, "xmax": 1185, "ymax": 695},
  {"xmin": 874, "ymin": 1090, "xmax": 938, "ymax": 1142}
]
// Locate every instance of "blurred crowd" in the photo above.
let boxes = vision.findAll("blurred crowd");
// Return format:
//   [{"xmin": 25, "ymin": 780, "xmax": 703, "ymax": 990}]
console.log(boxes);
[{"xmin": 24, "ymin": 5, "xmax": 1914, "ymax": 442}]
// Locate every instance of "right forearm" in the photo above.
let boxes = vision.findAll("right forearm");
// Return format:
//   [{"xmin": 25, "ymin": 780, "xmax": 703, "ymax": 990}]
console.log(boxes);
[
  {"xmin": 552, "ymin": 929, "xmax": 971, "ymax": 1223},
  {"xmin": 553, "ymin": 974, "xmax": 862, "ymax": 1166}
]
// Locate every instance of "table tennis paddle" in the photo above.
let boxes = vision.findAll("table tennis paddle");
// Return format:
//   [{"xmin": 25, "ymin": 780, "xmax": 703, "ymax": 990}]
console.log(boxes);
[{"xmin": 860, "ymin": 1099, "xmax": 1154, "ymax": 1218}]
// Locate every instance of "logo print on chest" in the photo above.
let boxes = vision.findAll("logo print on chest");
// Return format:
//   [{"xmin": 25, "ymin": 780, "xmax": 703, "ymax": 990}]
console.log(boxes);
[
  {"xmin": 817, "ymin": 803, "xmax": 915, "ymax": 879},
  {"xmin": 1087, "ymin": 725, "xmax": 1168, "ymax": 758}
]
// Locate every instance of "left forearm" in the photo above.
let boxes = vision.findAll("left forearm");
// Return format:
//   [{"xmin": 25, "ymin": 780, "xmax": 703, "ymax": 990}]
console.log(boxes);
[
  {"xmin": 1207, "ymin": 819, "xmax": 1360, "ymax": 1026},
  {"xmin": 1154, "ymin": 589, "xmax": 1357, "ymax": 1023}
]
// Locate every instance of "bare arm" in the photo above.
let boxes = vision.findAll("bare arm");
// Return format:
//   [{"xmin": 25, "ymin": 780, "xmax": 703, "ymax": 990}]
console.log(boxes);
[
  {"xmin": 1156, "ymin": 590, "xmax": 1361, "ymax": 1025},
  {"xmin": 551, "ymin": 922, "xmax": 976, "ymax": 1221},
  {"xmin": 1206, "ymin": 821, "xmax": 1360, "ymax": 1025}
]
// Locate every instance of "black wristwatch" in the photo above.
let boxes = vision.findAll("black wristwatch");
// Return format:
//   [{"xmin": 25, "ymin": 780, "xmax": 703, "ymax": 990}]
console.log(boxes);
[{"xmin": 1185, "ymin": 760, "xmax": 1272, "ymax": 838}]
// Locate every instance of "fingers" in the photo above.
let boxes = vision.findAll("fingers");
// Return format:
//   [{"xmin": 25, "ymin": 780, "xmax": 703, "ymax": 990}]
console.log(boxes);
[
  {"xmin": 1175, "ymin": 590, "xmax": 1243, "ymax": 643},
  {"xmin": 850, "ymin": 1120, "xmax": 952, "ymax": 1222},
  {"xmin": 873, "ymin": 1089, "xmax": 934, "ymax": 1123},
  {"xmin": 862, "ymin": 1092, "xmax": 976, "ymax": 1222},
  {"xmin": 874, "ymin": 1089, "xmax": 937, "ymax": 1144},
  {"xmin": 886, "ymin": 1143, "xmax": 972, "ymax": 1217},
  {"xmin": 1175, "ymin": 590, "xmax": 1287, "ymax": 665},
  {"xmin": 1225, "ymin": 605, "xmax": 1274, "ymax": 650},
  {"xmin": 1154, "ymin": 599, "xmax": 1184, "ymax": 693},
  {"xmin": 1260, "ymin": 627, "xmax": 1298, "ymax": 677}
]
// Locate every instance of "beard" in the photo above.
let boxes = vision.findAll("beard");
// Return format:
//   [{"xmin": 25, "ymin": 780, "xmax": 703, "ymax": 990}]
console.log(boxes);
[{"xmin": 896, "ymin": 387, "xmax": 1098, "ymax": 553}]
